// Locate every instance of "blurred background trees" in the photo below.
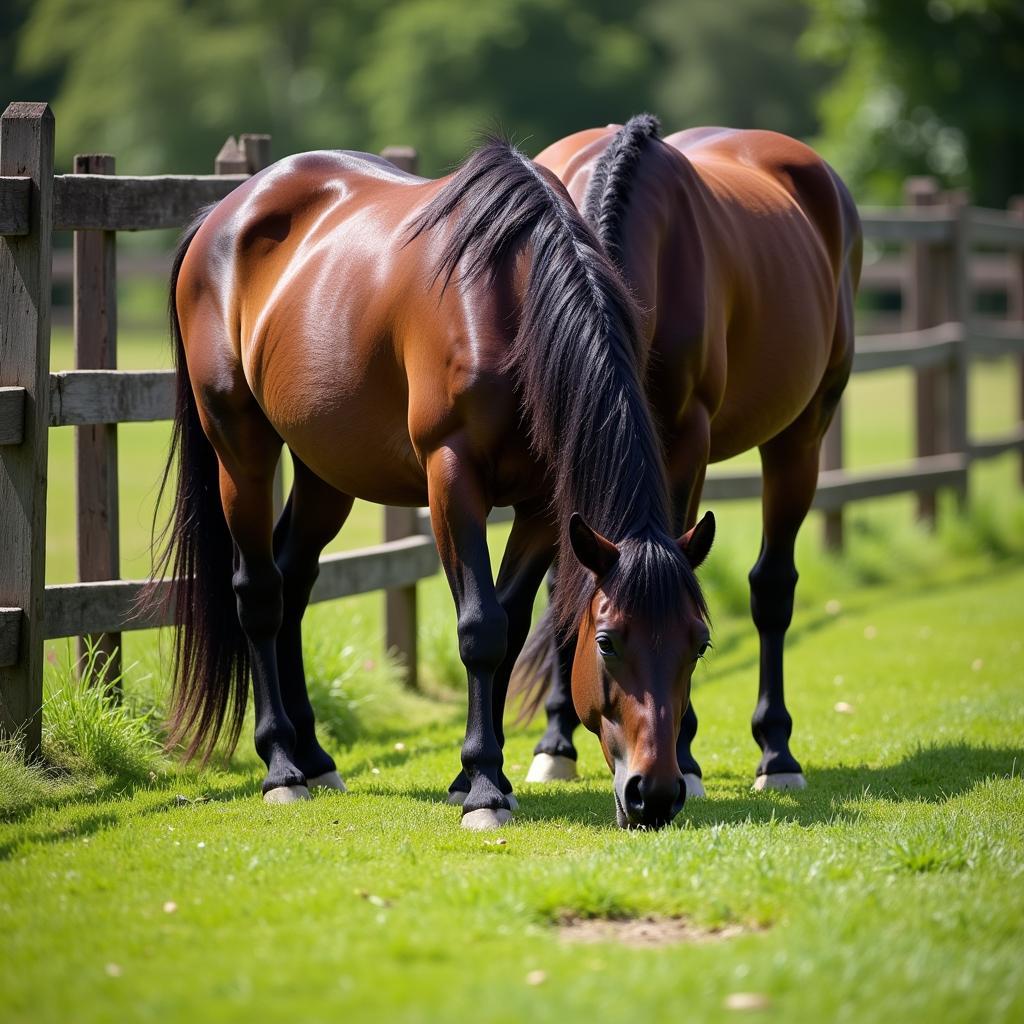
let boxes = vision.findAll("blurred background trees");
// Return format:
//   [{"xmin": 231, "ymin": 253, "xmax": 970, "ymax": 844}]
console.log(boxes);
[{"xmin": 3, "ymin": 0, "xmax": 1022, "ymax": 204}]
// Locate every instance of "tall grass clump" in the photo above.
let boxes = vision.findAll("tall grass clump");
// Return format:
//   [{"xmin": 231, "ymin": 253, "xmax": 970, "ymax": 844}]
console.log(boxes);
[{"xmin": 43, "ymin": 641, "xmax": 163, "ymax": 782}]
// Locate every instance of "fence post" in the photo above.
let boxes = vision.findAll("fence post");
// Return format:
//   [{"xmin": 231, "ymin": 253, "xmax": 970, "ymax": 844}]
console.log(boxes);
[
  {"xmin": 0, "ymin": 103, "xmax": 54, "ymax": 755},
  {"xmin": 820, "ymin": 400, "xmax": 844, "ymax": 550},
  {"xmin": 905, "ymin": 177, "xmax": 968, "ymax": 521},
  {"xmin": 380, "ymin": 146, "xmax": 418, "ymax": 175},
  {"xmin": 73, "ymin": 153, "xmax": 120, "ymax": 687},
  {"xmin": 1009, "ymin": 196, "xmax": 1024, "ymax": 486},
  {"xmin": 379, "ymin": 145, "xmax": 421, "ymax": 687}
]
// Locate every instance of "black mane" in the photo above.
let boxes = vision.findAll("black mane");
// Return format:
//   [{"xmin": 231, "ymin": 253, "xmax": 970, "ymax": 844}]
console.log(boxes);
[
  {"xmin": 410, "ymin": 136, "xmax": 705, "ymax": 632},
  {"xmin": 582, "ymin": 113, "xmax": 662, "ymax": 269}
]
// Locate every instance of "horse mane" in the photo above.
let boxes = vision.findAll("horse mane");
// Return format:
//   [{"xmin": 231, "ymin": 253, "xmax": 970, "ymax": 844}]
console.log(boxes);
[
  {"xmin": 409, "ymin": 136, "xmax": 705, "ymax": 635},
  {"xmin": 582, "ymin": 113, "xmax": 662, "ymax": 269}
]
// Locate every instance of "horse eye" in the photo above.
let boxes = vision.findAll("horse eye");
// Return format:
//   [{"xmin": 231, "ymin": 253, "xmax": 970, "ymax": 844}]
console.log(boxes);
[
  {"xmin": 596, "ymin": 633, "xmax": 617, "ymax": 658},
  {"xmin": 696, "ymin": 639, "xmax": 712, "ymax": 660}
]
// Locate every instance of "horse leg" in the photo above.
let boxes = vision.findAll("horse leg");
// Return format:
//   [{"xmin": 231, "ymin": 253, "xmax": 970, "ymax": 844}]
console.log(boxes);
[
  {"xmin": 212, "ymin": 408, "xmax": 307, "ymax": 803},
  {"xmin": 273, "ymin": 455, "xmax": 354, "ymax": 792},
  {"xmin": 449, "ymin": 503, "xmax": 555, "ymax": 805},
  {"xmin": 427, "ymin": 441, "xmax": 512, "ymax": 830},
  {"xmin": 749, "ymin": 405, "xmax": 831, "ymax": 791},
  {"xmin": 525, "ymin": 624, "xmax": 581, "ymax": 782},
  {"xmin": 669, "ymin": 407, "xmax": 710, "ymax": 799}
]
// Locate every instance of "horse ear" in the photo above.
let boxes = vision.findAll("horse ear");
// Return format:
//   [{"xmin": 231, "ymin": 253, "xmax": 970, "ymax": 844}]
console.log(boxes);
[
  {"xmin": 678, "ymin": 510, "xmax": 715, "ymax": 569},
  {"xmin": 568, "ymin": 513, "xmax": 620, "ymax": 578}
]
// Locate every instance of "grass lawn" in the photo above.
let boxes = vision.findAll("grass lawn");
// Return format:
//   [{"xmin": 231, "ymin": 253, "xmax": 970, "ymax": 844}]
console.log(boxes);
[{"xmin": 1, "ymin": 325, "xmax": 1022, "ymax": 1021}]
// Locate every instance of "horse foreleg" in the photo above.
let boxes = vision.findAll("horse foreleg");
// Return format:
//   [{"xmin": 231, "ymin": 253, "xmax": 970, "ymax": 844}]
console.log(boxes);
[
  {"xmin": 749, "ymin": 411, "xmax": 829, "ymax": 792},
  {"xmin": 427, "ymin": 441, "xmax": 512, "ymax": 830},
  {"xmin": 449, "ymin": 503, "xmax": 555, "ymax": 804},
  {"xmin": 272, "ymin": 455, "xmax": 354, "ymax": 792}
]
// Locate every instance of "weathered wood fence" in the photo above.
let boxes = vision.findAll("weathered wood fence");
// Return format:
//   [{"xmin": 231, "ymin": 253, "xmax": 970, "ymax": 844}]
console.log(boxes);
[{"xmin": 1, "ymin": 102, "xmax": 1022, "ymax": 753}]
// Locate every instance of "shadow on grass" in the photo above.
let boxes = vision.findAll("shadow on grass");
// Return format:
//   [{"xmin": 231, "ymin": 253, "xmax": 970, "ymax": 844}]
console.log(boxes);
[{"xmin": 393, "ymin": 741, "xmax": 1022, "ymax": 831}]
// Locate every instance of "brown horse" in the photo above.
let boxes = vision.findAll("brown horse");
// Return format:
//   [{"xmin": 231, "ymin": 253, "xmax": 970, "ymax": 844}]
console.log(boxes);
[
  {"xmin": 155, "ymin": 138, "xmax": 711, "ymax": 831},
  {"xmin": 516, "ymin": 116, "xmax": 862, "ymax": 796}
]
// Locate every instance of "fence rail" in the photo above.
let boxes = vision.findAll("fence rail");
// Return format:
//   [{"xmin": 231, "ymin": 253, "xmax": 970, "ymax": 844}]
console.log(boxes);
[{"xmin": 1, "ymin": 102, "xmax": 1023, "ymax": 754}]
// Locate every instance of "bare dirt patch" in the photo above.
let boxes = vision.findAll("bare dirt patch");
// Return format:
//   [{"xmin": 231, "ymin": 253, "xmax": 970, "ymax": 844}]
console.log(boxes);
[{"xmin": 555, "ymin": 913, "xmax": 754, "ymax": 948}]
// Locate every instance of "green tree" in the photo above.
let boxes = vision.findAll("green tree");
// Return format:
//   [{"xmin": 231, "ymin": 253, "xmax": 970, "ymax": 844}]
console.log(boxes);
[{"xmin": 803, "ymin": 0, "xmax": 1024, "ymax": 205}]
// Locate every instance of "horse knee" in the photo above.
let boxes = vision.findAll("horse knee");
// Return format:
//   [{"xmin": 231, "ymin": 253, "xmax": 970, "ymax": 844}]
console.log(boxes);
[
  {"xmin": 233, "ymin": 564, "xmax": 283, "ymax": 640},
  {"xmin": 457, "ymin": 604, "xmax": 508, "ymax": 672},
  {"xmin": 749, "ymin": 557, "xmax": 798, "ymax": 633}
]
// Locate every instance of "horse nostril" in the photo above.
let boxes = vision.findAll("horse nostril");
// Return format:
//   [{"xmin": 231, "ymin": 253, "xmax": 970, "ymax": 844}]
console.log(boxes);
[{"xmin": 623, "ymin": 774, "xmax": 645, "ymax": 816}]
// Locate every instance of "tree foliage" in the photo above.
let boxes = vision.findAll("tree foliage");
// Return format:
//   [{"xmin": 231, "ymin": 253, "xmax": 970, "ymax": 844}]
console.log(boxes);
[{"xmin": 804, "ymin": 0, "xmax": 1024, "ymax": 205}]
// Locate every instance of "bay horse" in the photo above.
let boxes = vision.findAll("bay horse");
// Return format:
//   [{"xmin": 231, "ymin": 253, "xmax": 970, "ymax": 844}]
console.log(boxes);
[
  {"xmin": 154, "ymin": 138, "xmax": 713, "ymax": 830},
  {"xmin": 516, "ymin": 116, "xmax": 862, "ymax": 795}
]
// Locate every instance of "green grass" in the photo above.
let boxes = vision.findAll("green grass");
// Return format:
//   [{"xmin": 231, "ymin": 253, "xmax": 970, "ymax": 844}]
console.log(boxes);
[
  {"xmin": 4, "ymin": 327, "xmax": 1022, "ymax": 1020},
  {"xmin": 2, "ymin": 554, "xmax": 1023, "ymax": 1022}
]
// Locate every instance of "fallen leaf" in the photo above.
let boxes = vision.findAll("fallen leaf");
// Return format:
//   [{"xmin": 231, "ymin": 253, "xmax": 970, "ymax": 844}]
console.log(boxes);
[
  {"xmin": 162, "ymin": 901, "xmax": 178, "ymax": 914},
  {"xmin": 724, "ymin": 992, "xmax": 770, "ymax": 1011},
  {"xmin": 526, "ymin": 970, "xmax": 547, "ymax": 986},
  {"xmin": 104, "ymin": 963, "xmax": 122, "ymax": 978},
  {"xmin": 834, "ymin": 702, "xmax": 855, "ymax": 714}
]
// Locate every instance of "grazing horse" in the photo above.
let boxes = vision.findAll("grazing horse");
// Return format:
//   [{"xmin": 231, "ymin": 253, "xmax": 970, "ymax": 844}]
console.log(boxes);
[
  {"xmin": 154, "ymin": 138, "xmax": 711, "ymax": 831},
  {"xmin": 517, "ymin": 116, "xmax": 862, "ymax": 794}
]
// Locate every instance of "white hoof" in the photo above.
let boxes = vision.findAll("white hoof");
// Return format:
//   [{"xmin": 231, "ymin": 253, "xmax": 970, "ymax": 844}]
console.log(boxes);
[
  {"xmin": 753, "ymin": 772, "xmax": 807, "ymax": 792},
  {"xmin": 461, "ymin": 807, "xmax": 513, "ymax": 831},
  {"xmin": 682, "ymin": 773, "xmax": 706, "ymax": 799},
  {"xmin": 307, "ymin": 771, "xmax": 347, "ymax": 792},
  {"xmin": 263, "ymin": 785, "xmax": 311, "ymax": 804},
  {"xmin": 447, "ymin": 790, "xmax": 518, "ymax": 811},
  {"xmin": 525, "ymin": 753, "xmax": 578, "ymax": 783}
]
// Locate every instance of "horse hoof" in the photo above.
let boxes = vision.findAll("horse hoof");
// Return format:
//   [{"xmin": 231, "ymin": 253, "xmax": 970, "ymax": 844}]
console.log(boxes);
[
  {"xmin": 525, "ymin": 753, "xmax": 578, "ymax": 783},
  {"xmin": 447, "ymin": 790, "xmax": 518, "ymax": 811},
  {"xmin": 263, "ymin": 785, "xmax": 311, "ymax": 804},
  {"xmin": 308, "ymin": 771, "xmax": 347, "ymax": 792},
  {"xmin": 753, "ymin": 772, "xmax": 807, "ymax": 792},
  {"xmin": 461, "ymin": 807, "xmax": 513, "ymax": 831},
  {"xmin": 682, "ymin": 773, "xmax": 705, "ymax": 799}
]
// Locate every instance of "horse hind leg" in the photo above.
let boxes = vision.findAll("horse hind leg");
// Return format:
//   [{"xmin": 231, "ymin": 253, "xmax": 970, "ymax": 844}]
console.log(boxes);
[
  {"xmin": 273, "ymin": 455, "xmax": 354, "ymax": 792},
  {"xmin": 749, "ymin": 386, "xmax": 841, "ymax": 792},
  {"xmin": 207, "ymin": 390, "xmax": 308, "ymax": 803}
]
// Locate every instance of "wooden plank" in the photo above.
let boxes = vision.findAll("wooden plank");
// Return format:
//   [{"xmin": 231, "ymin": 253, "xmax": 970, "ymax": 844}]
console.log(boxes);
[
  {"xmin": 969, "ymin": 426, "xmax": 1024, "ymax": 461},
  {"xmin": 969, "ymin": 208, "xmax": 1024, "ymax": 250},
  {"xmin": 0, "ymin": 385, "xmax": 25, "ymax": 444},
  {"xmin": 702, "ymin": 470, "xmax": 763, "ymax": 502},
  {"xmin": 0, "ymin": 175, "xmax": 30, "ymax": 235},
  {"xmin": 53, "ymin": 173, "xmax": 248, "ymax": 231},
  {"xmin": 383, "ymin": 507, "xmax": 421, "ymax": 688},
  {"xmin": 968, "ymin": 321, "xmax": 1024, "ymax": 357},
  {"xmin": 49, "ymin": 370, "xmax": 174, "ymax": 425},
  {"xmin": 241, "ymin": 134, "xmax": 272, "ymax": 174},
  {"xmin": 860, "ymin": 206, "xmax": 955, "ymax": 244},
  {"xmin": 0, "ymin": 102, "xmax": 54, "ymax": 754},
  {"xmin": 310, "ymin": 536, "xmax": 439, "ymax": 605},
  {"xmin": 812, "ymin": 454, "xmax": 968, "ymax": 512},
  {"xmin": 0, "ymin": 608, "xmax": 20, "ymax": 669},
  {"xmin": 73, "ymin": 153, "xmax": 121, "ymax": 683},
  {"xmin": 43, "ymin": 536, "xmax": 440, "ymax": 639},
  {"xmin": 852, "ymin": 323, "xmax": 962, "ymax": 373}
]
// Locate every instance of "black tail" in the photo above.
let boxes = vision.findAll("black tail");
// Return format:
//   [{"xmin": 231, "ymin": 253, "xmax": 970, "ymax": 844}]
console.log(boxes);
[{"xmin": 142, "ymin": 206, "xmax": 250, "ymax": 762}]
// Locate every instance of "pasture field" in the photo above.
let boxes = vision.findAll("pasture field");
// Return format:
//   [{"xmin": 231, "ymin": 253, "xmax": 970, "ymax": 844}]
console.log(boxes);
[{"xmin": 1, "ymin": 326, "xmax": 1022, "ymax": 1022}]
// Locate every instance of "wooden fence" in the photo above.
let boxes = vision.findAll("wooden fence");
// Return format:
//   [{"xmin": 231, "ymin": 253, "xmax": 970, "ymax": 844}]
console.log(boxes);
[{"xmin": 1, "ymin": 101, "xmax": 1023, "ymax": 753}]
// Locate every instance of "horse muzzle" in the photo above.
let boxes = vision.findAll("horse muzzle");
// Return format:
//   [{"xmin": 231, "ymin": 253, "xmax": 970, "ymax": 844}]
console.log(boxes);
[{"xmin": 614, "ymin": 769, "xmax": 686, "ymax": 830}]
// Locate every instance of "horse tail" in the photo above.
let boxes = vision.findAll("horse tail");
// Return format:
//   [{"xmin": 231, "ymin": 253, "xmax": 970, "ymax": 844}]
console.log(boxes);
[
  {"xmin": 509, "ymin": 603, "xmax": 557, "ymax": 723},
  {"xmin": 142, "ymin": 205, "xmax": 250, "ymax": 762}
]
